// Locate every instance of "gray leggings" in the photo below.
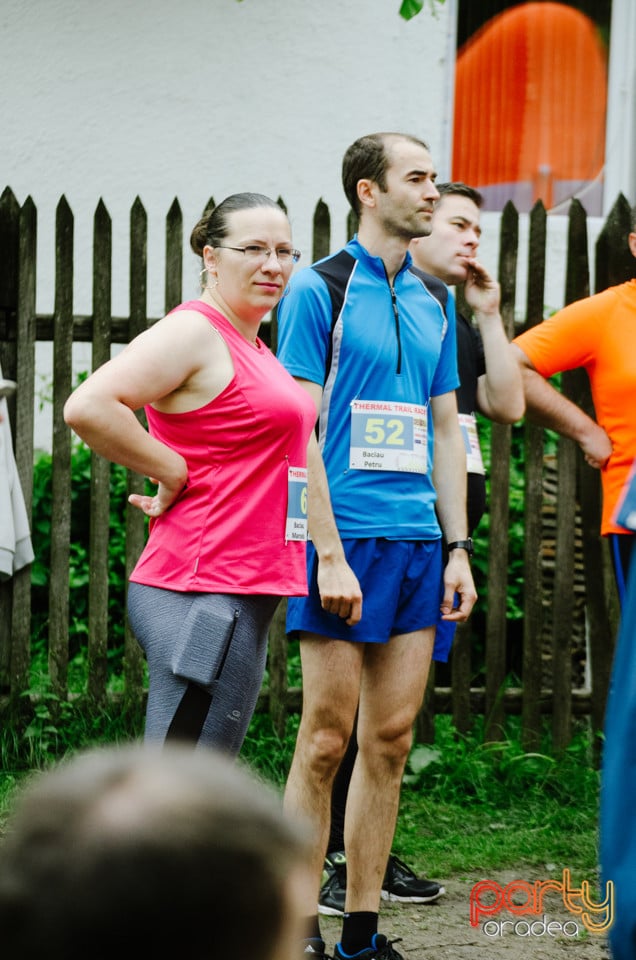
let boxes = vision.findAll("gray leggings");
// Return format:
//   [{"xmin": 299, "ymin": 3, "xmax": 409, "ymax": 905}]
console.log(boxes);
[{"xmin": 127, "ymin": 584, "xmax": 280, "ymax": 755}]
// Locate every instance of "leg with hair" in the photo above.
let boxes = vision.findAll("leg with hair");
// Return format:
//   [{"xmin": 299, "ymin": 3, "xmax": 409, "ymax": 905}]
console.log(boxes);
[
  {"xmin": 284, "ymin": 634, "xmax": 364, "ymax": 918},
  {"xmin": 343, "ymin": 628, "xmax": 435, "ymax": 922}
]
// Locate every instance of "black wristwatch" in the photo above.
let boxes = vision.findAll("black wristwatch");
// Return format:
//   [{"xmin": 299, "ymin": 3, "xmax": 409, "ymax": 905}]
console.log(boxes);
[{"xmin": 447, "ymin": 538, "xmax": 474, "ymax": 558}]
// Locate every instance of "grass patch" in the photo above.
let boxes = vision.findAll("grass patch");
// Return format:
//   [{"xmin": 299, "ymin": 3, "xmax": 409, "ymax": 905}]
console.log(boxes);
[
  {"xmin": 394, "ymin": 791, "xmax": 598, "ymax": 878},
  {"xmin": 0, "ymin": 706, "xmax": 600, "ymax": 883},
  {"xmin": 241, "ymin": 711, "xmax": 601, "ymax": 880},
  {"xmin": 394, "ymin": 715, "xmax": 599, "ymax": 877}
]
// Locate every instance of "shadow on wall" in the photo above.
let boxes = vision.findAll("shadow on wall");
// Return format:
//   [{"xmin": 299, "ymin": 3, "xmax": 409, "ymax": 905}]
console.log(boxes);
[{"xmin": 453, "ymin": 1, "xmax": 608, "ymax": 214}]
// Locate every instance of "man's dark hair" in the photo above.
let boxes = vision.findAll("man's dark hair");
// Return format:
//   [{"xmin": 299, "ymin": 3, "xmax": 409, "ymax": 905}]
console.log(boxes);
[
  {"xmin": 436, "ymin": 182, "xmax": 484, "ymax": 208},
  {"xmin": 342, "ymin": 132, "xmax": 430, "ymax": 217}
]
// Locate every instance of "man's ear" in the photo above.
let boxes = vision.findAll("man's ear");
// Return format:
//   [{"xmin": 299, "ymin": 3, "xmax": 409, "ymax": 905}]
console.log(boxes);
[
  {"xmin": 628, "ymin": 232, "xmax": 636, "ymax": 259},
  {"xmin": 357, "ymin": 179, "xmax": 376, "ymax": 210}
]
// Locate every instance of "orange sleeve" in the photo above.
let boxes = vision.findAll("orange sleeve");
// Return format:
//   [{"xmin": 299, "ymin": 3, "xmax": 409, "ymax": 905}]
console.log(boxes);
[{"xmin": 512, "ymin": 290, "xmax": 613, "ymax": 377}]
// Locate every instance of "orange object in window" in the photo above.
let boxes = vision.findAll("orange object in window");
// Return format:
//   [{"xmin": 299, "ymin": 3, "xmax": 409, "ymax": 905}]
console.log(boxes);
[{"xmin": 452, "ymin": 2, "xmax": 608, "ymax": 213}]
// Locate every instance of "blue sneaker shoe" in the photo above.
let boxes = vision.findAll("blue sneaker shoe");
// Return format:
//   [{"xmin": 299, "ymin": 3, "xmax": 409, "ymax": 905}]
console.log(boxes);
[{"xmin": 333, "ymin": 934, "xmax": 404, "ymax": 959}]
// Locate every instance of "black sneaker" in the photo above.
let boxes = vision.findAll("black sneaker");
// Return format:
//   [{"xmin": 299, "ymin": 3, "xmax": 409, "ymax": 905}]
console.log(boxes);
[
  {"xmin": 319, "ymin": 851, "xmax": 347, "ymax": 916},
  {"xmin": 302, "ymin": 936, "xmax": 330, "ymax": 958},
  {"xmin": 333, "ymin": 934, "xmax": 404, "ymax": 959},
  {"xmin": 381, "ymin": 854, "xmax": 445, "ymax": 904}
]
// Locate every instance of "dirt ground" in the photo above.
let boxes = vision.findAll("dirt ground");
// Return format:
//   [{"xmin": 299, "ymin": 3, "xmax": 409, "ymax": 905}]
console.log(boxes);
[{"xmin": 318, "ymin": 869, "xmax": 612, "ymax": 959}]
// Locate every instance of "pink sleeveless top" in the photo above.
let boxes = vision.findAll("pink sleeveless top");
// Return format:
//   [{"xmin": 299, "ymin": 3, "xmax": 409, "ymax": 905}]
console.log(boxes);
[{"xmin": 129, "ymin": 301, "xmax": 316, "ymax": 595}]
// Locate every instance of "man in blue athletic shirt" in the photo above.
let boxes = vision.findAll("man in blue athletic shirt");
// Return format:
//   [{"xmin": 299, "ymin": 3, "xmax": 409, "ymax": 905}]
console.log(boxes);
[
  {"xmin": 318, "ymin": 182, "xmax": 525, "ymax": 920},
  {"xmin": 277, "ymin": 133, "xmax": 478, "ymax": 960}
]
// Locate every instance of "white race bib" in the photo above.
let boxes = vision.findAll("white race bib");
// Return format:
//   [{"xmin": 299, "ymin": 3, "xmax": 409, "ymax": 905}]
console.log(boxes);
[
  {"xmin": 286, "ymin": 466, "xmax": 308, "ymax": 541},
  {"xmin": 349, "ymin": 399, "xmax": 428, "ymax": 474},
  {"xmin": 458, "ymin": 412, "xmax": 485, "ymax": 475}
]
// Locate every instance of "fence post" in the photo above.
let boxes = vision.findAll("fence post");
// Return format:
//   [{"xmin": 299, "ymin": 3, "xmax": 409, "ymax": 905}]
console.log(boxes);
[
  {"xmin": 165, "ymin": 198, "xmax": 183, "ymax": 314},
  {"xmin": 9, "ymin": 197, "xmax": 38, "ymax": 704},
  {"xmin": 484, "ymin": 201, "xmax": 517, "ymax": 741},
  {"xmin": 267, "ymin": 598, "xmax": 289, "ymax": 736},
  {"xmin": 521, "ymin": 200, "xmax": 548, "ymax": 750},
  {"xmin": 123, "ymin": 197, "xmax": 149, "ymax": 711},
  {"xmin": 0, "ymin": 187, "xmax": 20, "ymax": 698},
  {"xmin": 86, "ymin": 199, "xmax": 113, "ymax": 706},
  {"xmin": 313, "ymin": 199, "xmax": 331, "ymax": 263},
  {"xmin": 548, "ymin": 201, "xmax": 590, "ymax": 751},
  {"xmin": 595, "ymin": 193, "xmax": 636, "ymax": 292},
  {"xmin": 48, "ymin": 196, "xmax": 75, "ymax": 701}
]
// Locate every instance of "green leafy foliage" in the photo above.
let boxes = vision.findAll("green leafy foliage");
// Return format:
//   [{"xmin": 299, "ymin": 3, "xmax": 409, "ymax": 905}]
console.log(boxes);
[
  {"xmin": 399, "ymin": 0, "xmax": 445, "ymax": 19},
  {"xmin": 403, "ymin": 715, "xmax": 598, "ymax": 806},
  {"xmin": 30, "ymin": 441, "xmax": 130, "ymax": 684},
  {"xmin": 471, "ymin": 417, "xmax": 527, "ymax": 622}
]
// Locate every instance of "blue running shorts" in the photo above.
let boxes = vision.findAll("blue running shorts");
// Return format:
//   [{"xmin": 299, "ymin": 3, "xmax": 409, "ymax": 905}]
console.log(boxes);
[
  {"xmin": 431, "ymin": 617, "xmax": 456, "ymax": 663},
  {"xmin": 287, "ymin": 538, "xmax": 443, "ymax": 644}
]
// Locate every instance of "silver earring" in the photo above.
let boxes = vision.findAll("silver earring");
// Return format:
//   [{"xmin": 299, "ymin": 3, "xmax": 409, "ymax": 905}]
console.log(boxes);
[{"xmin": 200, "ymin": 267, "xmax": 218, "ymax": 290}]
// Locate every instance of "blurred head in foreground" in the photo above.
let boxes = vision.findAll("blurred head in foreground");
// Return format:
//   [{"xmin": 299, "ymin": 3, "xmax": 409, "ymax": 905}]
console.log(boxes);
[{"xmin": 0, "ymin": 742, "xmax": 313, "ymax": 960}]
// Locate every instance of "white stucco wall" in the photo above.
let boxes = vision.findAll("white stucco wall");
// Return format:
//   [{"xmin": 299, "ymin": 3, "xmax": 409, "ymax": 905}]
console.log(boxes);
[{"xmin": 1, "ymin": 0, "xmax": 456, "ymax": 318}]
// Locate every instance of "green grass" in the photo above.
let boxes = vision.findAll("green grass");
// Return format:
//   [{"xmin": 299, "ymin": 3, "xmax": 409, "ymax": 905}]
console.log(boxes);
[
  {"xmin": 394, "ymin": 790, "xmax": 598, "ymax": 878},
  {"xmin": 0, "ymin": 704, "xmax": 600, "ymax": 883},
  {"xmin": 394, "ymin": 716, "xmax": 600, "ymax": 879},
  {"xmin": 241, "ymin": 711, "xmax": 601, "ymax": 879}
]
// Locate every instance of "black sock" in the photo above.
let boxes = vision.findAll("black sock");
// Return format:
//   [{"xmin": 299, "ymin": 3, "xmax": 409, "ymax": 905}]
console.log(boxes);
[{"xmin": 340, "ymin": 911, "xmax": 378, "ymax": 954}]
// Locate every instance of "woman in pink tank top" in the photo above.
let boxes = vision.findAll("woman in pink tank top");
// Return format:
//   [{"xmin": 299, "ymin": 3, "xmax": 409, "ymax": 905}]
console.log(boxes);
[{"xmin": 64, "ymin": 194, "xmax": 316, "ymax": 752}]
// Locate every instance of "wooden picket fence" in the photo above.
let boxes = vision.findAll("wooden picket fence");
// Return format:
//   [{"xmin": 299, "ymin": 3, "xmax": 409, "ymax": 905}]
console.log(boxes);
[{"xmin": 0, "ymin": 187, "xmax": 634, "ymax": 751}]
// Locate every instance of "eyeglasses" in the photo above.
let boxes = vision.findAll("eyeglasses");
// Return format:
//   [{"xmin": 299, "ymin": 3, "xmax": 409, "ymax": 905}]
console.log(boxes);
[{"xmin": 216, "ymin": 244, "xmax": 301, "ymax": 264}]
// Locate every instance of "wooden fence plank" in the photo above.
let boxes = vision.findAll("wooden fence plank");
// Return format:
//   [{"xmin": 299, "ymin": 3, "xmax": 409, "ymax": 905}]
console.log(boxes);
[
  {"xmin": 9, "ymin": 196, "xmax": 38, "ymax": 701},
  {"xmin": 521, "ymin": 200, "xmax": 547, "ymax": 750},
  {"xmin": 484, "ymin": 200, "xmax": 517, "ymax": 740},
  {"xmin": 595, "ymin": 193, "xmax": 636, "ymax": 293},
  {"xmin": 551, "ymin": 430, "xmax": 576, "ymax": 752},
  {"xmin": 450, "ymin": 620, "xmax": 473, "ymax": 734},
  {"xmin": 549, "ymin": 201, "xmax": 589, "ymax": 750},
  {"xmin": 123, "ymin": 196, "xmax": 149, "ymax": 710},
  {"xmin": 165, "ymin": 198, "xmax": 183, "ymax": 315},
  {"xmin": 48, "ymin": 196, "xmax": 74, "ymax": 699},
  {"xmin": 86, "ymin": 200, "xmax": 113, "ymax": 705},
  {"xmin": 0, "ymin": 187, "xmax": 20, "ymax": 691},
  {"xmin": 313, "ymin": 199, "xmax": 331, "ymax": 263},
  {"xmin": 267, "ymin": 598, "xmax": 289, "ymax": 736}
]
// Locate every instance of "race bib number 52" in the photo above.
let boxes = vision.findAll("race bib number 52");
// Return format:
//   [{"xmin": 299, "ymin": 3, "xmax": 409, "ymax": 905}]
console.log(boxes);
[{"xmin": 349, "ymin": 399, "xmax": 428, "ymax": 474}]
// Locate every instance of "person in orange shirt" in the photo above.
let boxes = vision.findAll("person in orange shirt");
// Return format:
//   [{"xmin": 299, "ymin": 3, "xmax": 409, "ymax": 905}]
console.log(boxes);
[
  {"xmin": 512, "ymin": 205, "xmax": 636, "ymax": 960},
  {"xmin": 510, "ymin": 203, "xmax": 636, "ymax": 599}
]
